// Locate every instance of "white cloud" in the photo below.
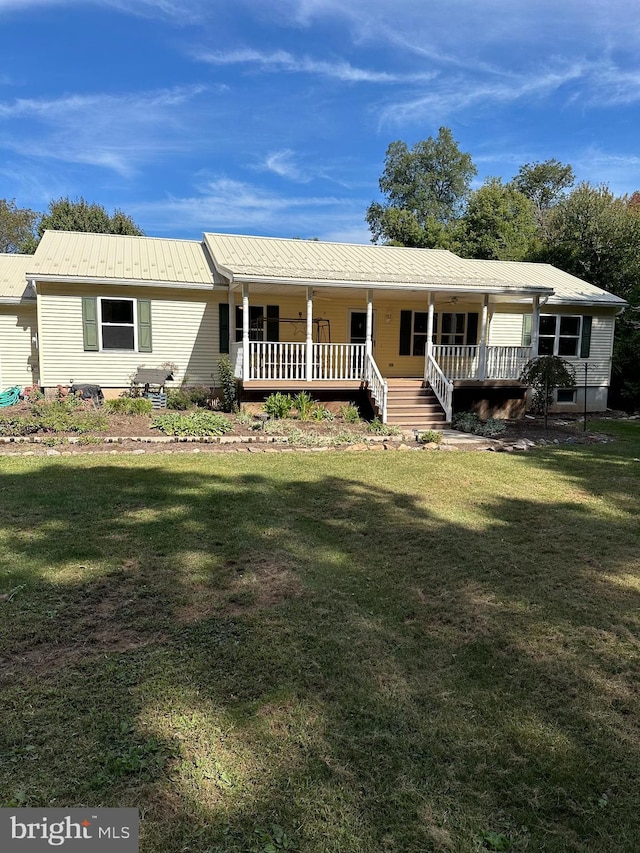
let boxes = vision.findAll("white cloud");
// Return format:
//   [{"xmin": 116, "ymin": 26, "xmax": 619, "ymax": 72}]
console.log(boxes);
[
  {"xmin": 0, "ymin": 86, "xmax": 207, "ymax": 176},
  {"xmin": 196, "ymin": 48, "xmax": 435, "ymax": 84},
  {"xmin": 131, "ymin": 177, "xmax": 368, "ymax": 241},
  {"xmin": 261, "ymin": 149, "xmax": 311, "ymax": 183}
]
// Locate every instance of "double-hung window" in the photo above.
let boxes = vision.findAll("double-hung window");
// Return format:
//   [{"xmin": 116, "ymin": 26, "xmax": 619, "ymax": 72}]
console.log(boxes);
[
  {"xmin": 82, "ymin": 296, "xmax": 152, "ymax": 353},
  {"xmin": 100, "ymin": 298, "xmax": 136, "ymax": 350}
]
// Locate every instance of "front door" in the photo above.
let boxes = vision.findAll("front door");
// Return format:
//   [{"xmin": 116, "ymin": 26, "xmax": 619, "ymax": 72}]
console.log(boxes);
[{"xmin": 349, "ymin": 311, "xmax": 370, "ymax": 344}]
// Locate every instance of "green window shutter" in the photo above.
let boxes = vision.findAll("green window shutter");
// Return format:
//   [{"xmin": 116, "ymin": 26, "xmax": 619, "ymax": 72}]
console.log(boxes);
[
  {"xmin": 82, "ymin": 296, "xmax": 99, "ymax": 351},
  {"xmin": 399, "ymin": 310, "xmax": 412, "ymax": 356},
  {"xmin": 580, "ymin": 315, "xmax": 592, "ymax": 358},
  {"xmin": 521, "ymin": 314, "xmax": 533, "ymax": 347},
  {"xmin": 266, "ymin": 305, "xmax": 280, "ymax": 342},
  {"xmin": 137, "ymin": 299, "xmax": 152, "ymax": 353},
  {"xmin": 219, "ymin": 303, "xmax": 229, "ymax": 353},
  {"xmin": 466, "ymin": 312, "xmax": 479, "ymax": 345}
]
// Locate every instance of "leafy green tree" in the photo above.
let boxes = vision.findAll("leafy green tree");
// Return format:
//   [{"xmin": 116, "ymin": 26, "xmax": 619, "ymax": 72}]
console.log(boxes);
[
  {"xmin": 541, "ymin": 183, "xmax": 640, "ymax": 409},
  {"xmin": 456, "ymin": 178, "xmax": 538, "ymax": 260},
  {"xmin": 513, "ymin": 159, "xmax": 575, "ymax": 226},
  {"xmin": 36, "ymin": 196, "xmax": 143, "ymax": 240},
  {"xmin": 542, "ymin": 183, "xmax": 640, "ymax": 303},
  {"xmin": 366, "ymin": 127, "xmax": 477, "ymax": 247},
  {"xmin": 520, "ymin": 355, "xmax": 576, "ymax": 426},
  {"xmin": 0, "ymin": 198, "xmax": 38, "ymax": 254}
]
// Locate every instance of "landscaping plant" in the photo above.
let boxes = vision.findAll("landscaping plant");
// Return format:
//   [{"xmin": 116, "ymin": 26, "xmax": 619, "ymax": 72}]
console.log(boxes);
[
  {"xmin": 151, "ymin": 411, "xmax": 233, "ymax": 437},
  {"xmin": 292, "ymin": 392, "xmax": 314, "ymax": 421},
  {"xmin": 218, "ymin": 355, "xmax": 239, "ymax": 413},
  {"xmin": 520, "ymin": 354, "xmax": 576, "ymax": 426},
  {"xmin": 263, "ymin": 392, "xmax": 294, "ymax": 420},
  {"xmin": 104, "ymin": 397, "xmax": 154, "ymax": 416}
]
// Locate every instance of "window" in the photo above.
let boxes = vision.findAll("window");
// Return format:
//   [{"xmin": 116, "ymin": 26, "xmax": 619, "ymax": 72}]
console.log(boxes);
[
  {"xmin": 100, "ymin": 298, "xmax": 135, "ymax": 350},
  {"xmin": 234, "ymin": 305, "xmax": 280, "ymax": 342},
  {"xmin": 538, "ymin": 315, "xmax": 581, "ymax": 357},
  {"xmin": 82, "ymin": 296, "xmax": 151, "ymax": 353},
  {"xmin": 399, "ymin": 310, "xmax": 479, "ymax": 355},
  {"xmin": 557, "ymin": 389, "xmax": 576, "ymax": 403}
]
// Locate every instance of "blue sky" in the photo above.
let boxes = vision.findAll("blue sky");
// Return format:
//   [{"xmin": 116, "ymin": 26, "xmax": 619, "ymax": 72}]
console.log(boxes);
[{"xmin": 2, "ymin": 0, "xmax": 640, "ymax": 243}]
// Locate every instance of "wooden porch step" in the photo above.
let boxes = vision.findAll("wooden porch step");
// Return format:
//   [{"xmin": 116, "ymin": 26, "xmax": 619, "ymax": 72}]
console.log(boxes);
[{"xmin": 383, "ymin": 378, "xmax": 448, "ymax": 429}]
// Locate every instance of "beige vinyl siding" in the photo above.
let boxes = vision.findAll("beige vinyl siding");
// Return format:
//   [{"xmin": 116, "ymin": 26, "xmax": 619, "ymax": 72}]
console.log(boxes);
[
  {"xmin": 38, "ymin": 284, "xmax": 223, "ymax": 388},
  {"xmin": 489, "ymin": 306, "xmax": 615, "ymax": 385},
  {"xmin": 0, "ymin": 305, "xmax": 39, "ymax": 388},
  {"xmin": 488, "ymin": 311, "xmax": 524, "ymax": 347}
]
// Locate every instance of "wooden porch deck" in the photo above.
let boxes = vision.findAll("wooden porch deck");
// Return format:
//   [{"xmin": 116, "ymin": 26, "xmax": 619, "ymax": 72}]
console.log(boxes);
[{"xmin": 242, "ymin": 379, "xmax": 365, "ymax": 391}]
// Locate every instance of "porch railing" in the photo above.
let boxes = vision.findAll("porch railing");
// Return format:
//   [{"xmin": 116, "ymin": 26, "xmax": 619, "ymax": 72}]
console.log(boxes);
[
  {"xmin": 432, "ymin": 344, "xmax": 531, "ymax": 381},
  {"xmin": 485, "ymin": 346, "xmax": 531, "ymax": 379},
  {"xmin": 364, "ymin": 352, "xmax": 388, "ymax": 422},
  {"xmin": 432, "ymin": 345, "xmax": 479, "ymax": 380},
  {"xmin": 426, "ymin": 353, "xmax": 454, "ymax": 422},
  {"xmin": 237, "ymin": 341, "xmax": 367, "ymax": 382},
  {"xmin": 312, "ymin": 343, "xmax": 365, "ymax": 380}
]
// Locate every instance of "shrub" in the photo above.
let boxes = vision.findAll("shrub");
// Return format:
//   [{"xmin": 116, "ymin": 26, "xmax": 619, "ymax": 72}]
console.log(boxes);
[
  {"xmin": 292, "ymin": 392, "xmax": 315, "ymax": 421},
  {"xmin": 235, "ymin": 407, "xmax": 254, "ymax": 426},
  {"xmin": 263, "ymin": 392, "xmax": 294, "ymax": 420},
  {"xmin": 0, "ymin": 415, "xmax": 39, "ymax": 436},
  {"xmin": 310, "ymin": 405, "xmax": 334, "ymax": 422},
  {"xmin": 339, "ymin": 403, "xmax": 360, "ymax": 424},
  {"xmin": 166, "ymin": 389, "xmax": 192, "ymax": 410},
  {"xmin": 151, "ymin": 412, "xmax": 233, "ymax": 437},
  {"xmin": 218, "ymin": 355, "xmax": 239, "ymax": 413},
  {"xmin": 417, "ymin": 429, "xmax": 443, "ymax": 444},
  {"xmin": 453, "ymin": 412, "xmax": 482, "ymax": 433},
  {"xmin": 104, "ymin": 397, "xmax": 153, "ymax": 416},
  {"xmin": 30, "ymin": 400, "xmax": 108, "ymax": 434},
  {"xmin": 187, "ymin": 385, "xmax": 212, "ymax": 408},
  {"xmin": 483, "ymin": 418, "xmax": 506, "ymax": 436},
  {"xmin": 368, "ymin": 418, "xmax": 401, "ymax": 435},
  {"xmin": 453, "ymin": 411, "xmax": 505, "ymax": 437}
]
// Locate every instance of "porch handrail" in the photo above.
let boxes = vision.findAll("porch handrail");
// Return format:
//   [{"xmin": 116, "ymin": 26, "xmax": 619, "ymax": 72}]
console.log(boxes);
[
  {"xmin": 364, "ymin": 352, "xmax": 388, "ymax": 422},
  {"xmin": 432, "ymin": 345, "xmax": 479, "ymax": 380},
  {"xmin": 485, "ymin": 345, "xmax": 531, "ymax": 379},
  {"xmin": 313, "ymin": 343, "xmax": 366, "ymax": 381},
  {"xmin": 248, "ymin": 341, "xmax": 307, "ymax": 381},
  {"xmin": 426, "ymin": 353, "xmax": 453, "ymax": 423}
]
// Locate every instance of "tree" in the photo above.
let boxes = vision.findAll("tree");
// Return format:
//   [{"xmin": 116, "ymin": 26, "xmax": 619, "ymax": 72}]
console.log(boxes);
[
  {"xmin": 0, "ymin": 199, "xmax": 38, "ymax": 254},
  {"xmin": 456, "ymin": 178, "xmax": 538, "ymax": 261},
  {"xmin": 520, "ymin": 355, "xmax": 576, "ymax": 426},
  {"xmin": 542, "ymin": 183, "xmax": 640, "ymax": 303},
  {"xmin": 541, "ymin": 183, "xmax": 640, "ymax": 409},
  {"xmin": 366, "ymin": 127, "xmax": 477, "ymax": 248},
  {"xmin": 513, "ymin": 159, "xmax": 575, "ymax": 226},
  {"xmin": 36, "ymin": 197, "xmax": 143, "ymax": 241}
]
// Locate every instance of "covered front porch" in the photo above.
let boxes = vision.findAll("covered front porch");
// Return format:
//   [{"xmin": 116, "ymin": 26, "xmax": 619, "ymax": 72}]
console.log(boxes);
[{"xmin": 228, "ymin": 283, "xmax": 542, "ymax": 423}]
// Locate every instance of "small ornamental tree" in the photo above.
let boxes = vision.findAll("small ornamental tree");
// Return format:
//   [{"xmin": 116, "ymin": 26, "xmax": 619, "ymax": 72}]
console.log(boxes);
[
  {"xmin": 217, "ymin": 355, "xmax": 239, "ymax": 413},
  {"xmin": 520, "ymin": 355, "xmax": 576, "ymax": 426}
]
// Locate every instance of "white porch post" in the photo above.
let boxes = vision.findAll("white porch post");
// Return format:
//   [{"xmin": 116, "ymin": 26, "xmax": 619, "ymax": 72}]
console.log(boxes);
[
  {"xmin": 531, "ymin": 295, "xmax": 540, "ymax": 358},
  {"xmin": 479, "ymin": 294, "xmax": 489, "ymax": 380},
  {"xmin": 227, "ymin": 288, "xmax": 234, "ymax": 361},
  {"xmin": 242, "ymin": 282, "xmax": 250, "ymax": 382},
  {"xmin": 306, "ymin": 286, "xmax": 314, "ymax": 381},
  {"xmin": 365, "ymin": 289, "xmax": 373, "ymax": 359},
  {"xmin": 425, "ymin": 293, "xmax": 435, "ymax": 378}
]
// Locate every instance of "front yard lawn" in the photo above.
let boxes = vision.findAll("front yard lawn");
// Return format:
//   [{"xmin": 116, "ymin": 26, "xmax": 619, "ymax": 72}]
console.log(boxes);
[{"xmin": 0, "ymin": 423, "xmax": 639, "ymax": 851}]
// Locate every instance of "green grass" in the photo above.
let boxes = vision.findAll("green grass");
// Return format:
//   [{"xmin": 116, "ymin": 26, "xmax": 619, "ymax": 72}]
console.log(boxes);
[{"xmin": 1, "ymin": 423, "xmax": 639, "ymax": 852}]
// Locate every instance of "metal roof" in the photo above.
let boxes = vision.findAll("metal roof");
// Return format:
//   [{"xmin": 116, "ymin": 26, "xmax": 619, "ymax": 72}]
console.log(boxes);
[
  {"xmin": 0, "ymin": 253, "xmax": 36, "ymax": 301},
  {"xmin": 30, "ymin": 230, "xmax": 216, "ymax": 286},
  {"xmin": 203, "ymin": 233, "xmax": 547, "ymax": 292},
  {"xmin": 462, "ymin": 259, "xmax": 627, "ymax": 306}
]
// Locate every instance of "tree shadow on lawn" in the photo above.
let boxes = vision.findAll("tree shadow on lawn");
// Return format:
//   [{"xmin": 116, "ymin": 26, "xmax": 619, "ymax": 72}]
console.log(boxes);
[{"xmin": 0, "ymin": 456, "xmax": 639, "ymax": 852}]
